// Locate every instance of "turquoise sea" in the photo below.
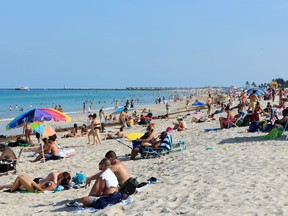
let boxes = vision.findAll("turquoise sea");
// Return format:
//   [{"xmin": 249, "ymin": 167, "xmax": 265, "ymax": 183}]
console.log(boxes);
[{"xmin": 0, "ymin": 89, "xmax": 193, "ymax": 136}]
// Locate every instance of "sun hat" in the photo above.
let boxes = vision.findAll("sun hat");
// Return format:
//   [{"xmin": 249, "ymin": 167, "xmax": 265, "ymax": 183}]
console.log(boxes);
[{"xmin": 176, "ymin": 115, "xmax": 183, "ymax": 121}]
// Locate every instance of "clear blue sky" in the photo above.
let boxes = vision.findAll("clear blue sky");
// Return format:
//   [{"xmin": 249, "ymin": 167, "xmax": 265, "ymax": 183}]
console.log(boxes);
[{"xmin": 0, "ymin": 0, "xmax": 287, "ymax": 89}]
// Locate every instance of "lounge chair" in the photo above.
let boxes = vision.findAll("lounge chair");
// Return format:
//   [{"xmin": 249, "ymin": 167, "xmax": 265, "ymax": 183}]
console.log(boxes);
[{"xmin": 224, "ymin": 114, "xmax": 244, "ymax": 128}]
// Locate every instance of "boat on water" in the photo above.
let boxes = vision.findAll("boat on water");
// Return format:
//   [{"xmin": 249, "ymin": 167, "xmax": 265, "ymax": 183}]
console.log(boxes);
[{"xmin": 15, "ymin": 86, "xmax": 30, "ymax": 91}]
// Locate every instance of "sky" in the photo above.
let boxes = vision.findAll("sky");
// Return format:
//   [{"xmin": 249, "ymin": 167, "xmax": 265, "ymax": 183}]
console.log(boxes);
[{"xmin": 0, "ymin": 0, "xmax": 288, "ymax": 89}]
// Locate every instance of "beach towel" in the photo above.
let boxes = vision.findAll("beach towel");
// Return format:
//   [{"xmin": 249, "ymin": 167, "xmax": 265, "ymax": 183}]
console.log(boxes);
[
  {"xmin": 204, "ymin": 128, "xmax": 221, "ymax": 132},
  {"xmin": 91, "ymin": 192, "xmax": 122, "ymax": 209}
]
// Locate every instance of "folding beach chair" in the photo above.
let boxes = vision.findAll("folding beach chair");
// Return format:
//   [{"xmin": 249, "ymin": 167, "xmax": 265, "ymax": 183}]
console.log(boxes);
[
  {"xmin": 225, "ymin": 114, "xmax": 244, "ymax": 128},
  {"xmin": 141, "ymin": 133, "xmax": 173, "ymax": 159}
]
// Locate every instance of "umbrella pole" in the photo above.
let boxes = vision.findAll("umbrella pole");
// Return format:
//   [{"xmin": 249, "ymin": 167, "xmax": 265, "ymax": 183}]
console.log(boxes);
[
  {"xmin": 115, "ymin": 139, "xmax": 132, "ymax": 149},
  {"xmin": 38, "ymin": 122, "xmax": 45, "ymax": 163}
]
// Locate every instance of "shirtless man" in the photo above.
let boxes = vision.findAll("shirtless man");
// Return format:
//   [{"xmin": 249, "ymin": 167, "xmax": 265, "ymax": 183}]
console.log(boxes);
[
  {"xmin": 81, "ymin": 158, "xmax": 119, "ymax": 207},
  {"xmin": 119, "ymin": 108, "xmax": 128, "ymax": 128},
  {"xmin": 219, "ymin": 106, "xmax": 235, "ymax": 129},
  {"xmin": 0, "ymin": 143, "xmax": 17, "ymax": 160},
  {"xmin": 247, "ymin": 90, "xmax": 259, "ymax": 113},
  {"xmin": 85, "ymin": 150, "xmax": 131, "ymax": 186},
  {"xmin": 31, "ymin": 137, "xmax": 59, "ymax": 162},
  {"xmin": 241, "ymin": 90, "xmax": 247, "ymax": 109}
]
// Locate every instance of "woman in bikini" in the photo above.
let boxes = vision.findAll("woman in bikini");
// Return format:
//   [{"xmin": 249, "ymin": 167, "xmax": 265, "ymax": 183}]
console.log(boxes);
[
  {"xmin": 23, "ymin": 122, "xmax": 32, "ymax": 143},
  {"xmin": 0, "ymin": 175, "xmax": 57, "ymax": 192},
  {"xmin": 87, "ymin": 114, "xmax": 101, "ymax": 144},
  {"xmin": 63, "ymin": 123, "xmax": 78, "ymax": 138}
]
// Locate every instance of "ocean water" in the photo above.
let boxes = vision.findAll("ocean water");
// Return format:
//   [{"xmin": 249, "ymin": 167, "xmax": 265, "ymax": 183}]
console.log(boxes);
[{"xmin": 0, "ymin": 89, "xmax": 193, "ymax": 136}]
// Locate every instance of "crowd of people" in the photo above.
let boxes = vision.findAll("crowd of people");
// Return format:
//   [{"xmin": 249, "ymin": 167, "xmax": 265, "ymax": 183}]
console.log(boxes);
[{"xmin": 1, "ymin": 86, "xmax": 287, "ymax": 212}]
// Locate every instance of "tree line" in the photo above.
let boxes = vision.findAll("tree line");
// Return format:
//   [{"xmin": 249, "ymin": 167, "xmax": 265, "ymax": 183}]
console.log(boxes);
[{"xmin": 245, "ymin": 78, "xmax": 288, "ymax": 88}]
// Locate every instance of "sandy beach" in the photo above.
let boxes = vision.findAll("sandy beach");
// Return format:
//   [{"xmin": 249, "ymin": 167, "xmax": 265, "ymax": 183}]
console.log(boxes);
[{"xmin": 1, "ymin": 95, "xmax": 288, "ymax": 216}]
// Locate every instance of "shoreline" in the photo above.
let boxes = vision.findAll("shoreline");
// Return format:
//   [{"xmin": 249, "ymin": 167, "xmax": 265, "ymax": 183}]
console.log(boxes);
[{"xmin": 0, "ymin": 89, "xmax": 213, "ymax": 141}]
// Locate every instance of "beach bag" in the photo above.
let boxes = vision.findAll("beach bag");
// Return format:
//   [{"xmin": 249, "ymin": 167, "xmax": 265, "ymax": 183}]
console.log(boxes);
[
  {"xmin": 119, "ymin": 177, "xmax": 139, "ymax": 197},
  {"xmin": 0, "ymin": 160, "xmax": 16, "ymax": 173},
  {"xmin": 258, "ymin": 120, "xmax": 272, "ymax": 132},
  {"xmin": 248, "ymin": 122, "xmax": 259, "ymax": 132},
  {"xmin": 72, "ymin": 173, "xmax": 87, "ymax": 185}
]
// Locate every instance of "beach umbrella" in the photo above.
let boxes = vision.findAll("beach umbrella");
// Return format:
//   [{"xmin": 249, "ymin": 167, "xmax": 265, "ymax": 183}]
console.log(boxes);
[
  {"xmin": 6, "ymin": 108, "xmax": 71, "ymax": 130},
  {"xmin": 126, "ymin": 132, "xmax": 144, "ymax": 141},
  {"xmin": 192, "ymin": 101, "xmax": 206, "ymax": 106},
  {"xmin": 247, "ymin": 88, "xmax": 264, "ymax": 96},
  {"xmin": 6, "ymin": 108, "xmax": 71, "ymax": 162},
  {"xmin": 30, "ymin": 123, "xmax": 56, "ymax": 138},
  {"xmin": 111, "ymin": 107, "xmax": 133, "ymax": 115}
]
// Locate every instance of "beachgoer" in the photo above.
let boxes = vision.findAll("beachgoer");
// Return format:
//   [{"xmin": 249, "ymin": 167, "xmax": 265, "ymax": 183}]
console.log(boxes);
[
  {"xmin": 130, "ymin": 125, "xmax": 160, "ymax": 160},
  {"xmin": 102, "ymin": 126, "xmax": 124, "ymax": 140},
  {"xmin": 247, "ymin": 90, "xmax": 259, "ymax": 113},
  {"xmin": 83, "ymin": 102, "xmax": 86, "ymax": 114},
  {"xmin": 63, "ymin": 123, "xmax": 78, "ymax": 138},
  {"xmin": 219, "ymin": 105, "xmax": 235, "ymax": 129},
  {"xmin": 87, "ymin": 113, "xmax": 101, "ymax": 144},
  {"xmin": 58, "ymin": 105, "xmax": 63, "ymax": 112},
  {"xmin": 37, "ymin": 171, "xmax": 71, "ymax": 185},
  {"xmin": 191, "ymin": 114, "xmax": 216, "ymax": 123},
  {"xmin": 206, "ymin": 94, "xmax": 213, "ymax": 115},
  {"xmin": 0, "ymin": 142, "xmax": 17, "ymax": 160},
  {"xmin": 241, "ymin": 90, "xmax": 248, "ymax": 109},
  {"xmin": 119, "ymin": 108, "xmax": 128, "ymax": 128},
  {"xmin": 172, "ymin": 116, "xmax": 187, "ymax": 131},
  {"xmin": 99, "ymin": 107, "xmax": 106, "ymax": 132},
  {"xmin": 30, "ymin": 136, "xmax": 60, "ymax": 162},
  {"xmin": 85, "ymin": 150, "xmax": 131, "ymax": 187},
  {"xmin": 81, "ymin": 158, "xmax": 119, "ymax": 206},
  {"xmin": 165, "ymin": 103, "xmax": 171, "ymax": 116},
  {"xmin": 80, "ymin": 124, "xmax": 88, "ymax": 136},
  {"xmin": 0, "ymin": 175, "xmax": 57, "ymax": 192},
  {"xmin": 23, "ymin": 122, "xmax": 32, "ymax": 143},
  {"xmin": 272, "ymin": 88, "xmax": 276, "ymax": 102}
]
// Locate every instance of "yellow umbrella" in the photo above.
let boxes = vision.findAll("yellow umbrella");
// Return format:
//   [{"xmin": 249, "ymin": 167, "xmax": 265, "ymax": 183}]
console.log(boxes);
[{"xmin": 126, "ymin": 132, "xmax": 144, "ymax": 141}]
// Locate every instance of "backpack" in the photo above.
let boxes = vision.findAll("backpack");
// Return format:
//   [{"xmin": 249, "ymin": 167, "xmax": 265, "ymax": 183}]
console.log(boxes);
[
  {"xmin": 0, "ymin": 160, "xmax": 16, "ymax": 173},
  {"xmin": 72, "ymin": 173, "xmax": 87, "ymax": 185},
  {"xmin": 248, "ymin": 121, "xmax": 259, "ymax": 132},
  {"xmin": 119, "ymin": 177, "xmax": 139, "ymax": 198}
]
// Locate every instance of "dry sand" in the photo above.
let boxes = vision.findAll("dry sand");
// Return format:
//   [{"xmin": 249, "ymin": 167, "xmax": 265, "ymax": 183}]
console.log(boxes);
[{"xmin": 1, "ymin": 96, "xmax": 288, "ymax": 216}]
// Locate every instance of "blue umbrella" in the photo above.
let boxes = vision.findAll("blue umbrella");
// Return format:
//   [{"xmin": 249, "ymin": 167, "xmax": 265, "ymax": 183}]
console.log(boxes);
[
  {"xmin": 247, "ymin": 88, "xmax": 264, "ymax": 96},
  {"xmin": 192, "ymin": 101, "xmax": 206, "ymax": 106},
  {"xmin": 111, "ymin": 107, "xmax": 133, "ymax": 115}
]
